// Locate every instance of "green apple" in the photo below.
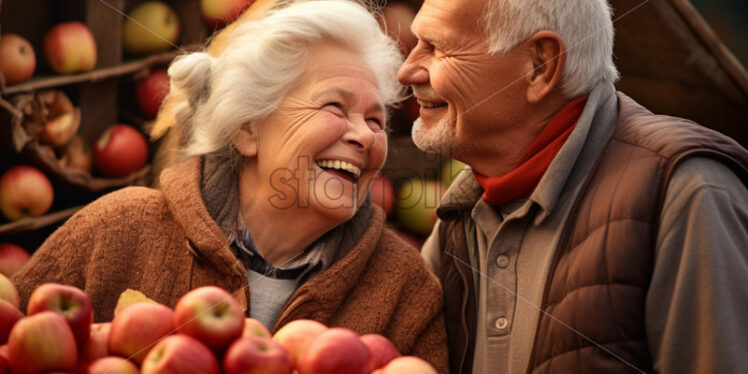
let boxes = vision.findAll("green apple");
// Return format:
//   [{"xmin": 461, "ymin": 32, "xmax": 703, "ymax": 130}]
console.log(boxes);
[
  {"xmin": 123, "ymin": 2, "xmax": 180, "ymax": 56},
  {"xmin": 395, "ymin": 178, "xmax": 445, "ymax": 236}
]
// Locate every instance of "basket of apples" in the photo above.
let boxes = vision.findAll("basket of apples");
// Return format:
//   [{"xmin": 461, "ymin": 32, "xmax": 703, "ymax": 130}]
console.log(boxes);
[
  {"xmin": 3, "ymin": 88, "xmax": 151, "ymax": 192},
  {"xmin": 0, "ymin": 274, "xmax": 438, "ymax": 374}
]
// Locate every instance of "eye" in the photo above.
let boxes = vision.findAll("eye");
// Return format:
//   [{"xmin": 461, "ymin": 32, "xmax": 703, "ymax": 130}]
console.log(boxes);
[
  {"xmin": 323, "ymin": 102, "xmax": 345, "ymax": 117},
  {"xmin": 367, "ymin": 118, "xmax": 384, "ymax": 130}
]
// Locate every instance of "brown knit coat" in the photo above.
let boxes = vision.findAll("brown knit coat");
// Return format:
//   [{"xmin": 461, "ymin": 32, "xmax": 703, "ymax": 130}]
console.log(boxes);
[{"xmin": 12, "ymin": 158, "xmax": 449, "ymax": 373}]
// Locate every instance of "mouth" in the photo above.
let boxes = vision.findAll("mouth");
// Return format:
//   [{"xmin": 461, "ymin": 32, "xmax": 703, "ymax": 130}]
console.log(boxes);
[
  {"xmin": 315, "ymin": 159, "xmax": 362, "ymax": 184},
  {"xmin": 416, "ymin": 98, "xmax": 447, "ymax": 110}
]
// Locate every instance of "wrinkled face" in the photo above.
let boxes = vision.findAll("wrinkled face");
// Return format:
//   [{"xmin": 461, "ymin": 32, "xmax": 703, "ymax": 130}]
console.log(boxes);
[
  {"xmin": 397, "ymin": 0, "xmax": 528, "ymax": 158},
  {"xmin": 254, "ymin": 43, "xmax": 387, "ymax": 223}
]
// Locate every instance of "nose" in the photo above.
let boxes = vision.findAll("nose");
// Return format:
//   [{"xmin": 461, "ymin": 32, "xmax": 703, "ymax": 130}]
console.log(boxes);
[
  {"xmin": 343, "ymin": 116, "xmax": 376, "ymax": 151},
  {"xmin": 397, "ymin": 45, "xmax": 429, "ymax": 86}
]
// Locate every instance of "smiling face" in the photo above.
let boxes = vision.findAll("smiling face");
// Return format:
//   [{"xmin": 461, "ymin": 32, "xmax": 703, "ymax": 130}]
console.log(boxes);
[
  {"xmin": 240, "ymin": 43, "xmax": 387, "ymax": 227},
  {"xmin": 397, "ymin": 0, "xmax": 530, "ymax": 162}
]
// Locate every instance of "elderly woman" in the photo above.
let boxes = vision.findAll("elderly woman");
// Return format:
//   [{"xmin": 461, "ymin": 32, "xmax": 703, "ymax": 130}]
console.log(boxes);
[{"xmin": 12, "ymin": 0, "xmax": 448, "ymax": 370}]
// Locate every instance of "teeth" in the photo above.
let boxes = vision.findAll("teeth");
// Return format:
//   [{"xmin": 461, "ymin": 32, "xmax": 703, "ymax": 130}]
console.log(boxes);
[
  {"xmin": 417, "ymin": 99, "xmax": 445, "ymax": 108},
  {"xmin": 316, "ymin": 160, "xmax": 361, "ymax": 179}
]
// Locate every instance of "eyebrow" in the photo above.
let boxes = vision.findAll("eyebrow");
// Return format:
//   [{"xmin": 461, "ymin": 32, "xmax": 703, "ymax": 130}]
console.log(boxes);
[{"xmin": 317, "ymin": 87, "xmax": 385, "ymax": 115}]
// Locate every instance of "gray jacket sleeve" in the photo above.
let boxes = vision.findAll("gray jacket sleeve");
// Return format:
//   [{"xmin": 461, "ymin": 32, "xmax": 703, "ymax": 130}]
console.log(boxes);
[
  {"xmin": 421, "ymin": 219, "xmax": 445, "ymax": 275},
  {"xmin": 647, "ymin": 157, "xmax": 748, "ymax": 374}
]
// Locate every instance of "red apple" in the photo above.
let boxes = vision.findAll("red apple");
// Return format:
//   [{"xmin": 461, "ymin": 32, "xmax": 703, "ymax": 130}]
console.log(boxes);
[
  {"xmin": 395, "ymin": 178, "xmax": 444, "ymax": 235},
  {"xmin": 141, "ymin": 335, "xmax": 219, "ymax": 374},
  {"xmin": 0, "ymin": 300, "xmax": 23, "ymax": 345},
  {"xmin": 242, "ymin": 317, "xmax": 272, "ymax": 339},
  {"xmin": 61, "ymin": 135, "xmax": 93, "ymax": 173},
  {"xmin": 39, "ymin": 110, "xmax": 81, "ymax": 148},
  {"xmin": 80, "ymin": 322, "xmax": 110, "ymax": 363},
  {"xmin": 123, "ymin": 2, "xmax": 180, "ymax": 56},
  {"xmin": 223, "ymin": 336, "xmax": 292, "ymax": 374},
  {"xmin": 360, "ymin": 334, "xmax": 400, "ymax": 370},
  {"xmin": 27, "ymin": 283, "xmax": 93, "ymax": 348},
  {"xmin": 87, "ymin": 356, "xmax": 139, "ymax": 374},
  {"xmin": 0, "ymin": 34, "xmax": 36, "ymax": 85},
  {"xmin": 7, "ymin": 311, "xmax": 78, "ymax": 373},
  {"xmin": 174, "ymin": 286, "xmax": 244, "ymax": 353},
  {"xmin": 44, "ymin": 22, "xmax": 97, "ymax": 74},
  {"xmin": 93, "ymin": 124, "xmax": 148, "ymax": 178},
  {"xmin": 0, "ymin": 165, "xmax": 54, "ymax": 221},
  {"xmin": 272, "ymin": 319, "xmax": 328, "ymax": 369},
  {"xmin": 380, "ymin": 356, "xmax": 437, "ymax": 374},
  {"xmin": 297, "ymin": 327, "xmax": 373, "ymax": 374},
  {"xmin": 136, "ymin": 69, "xmax": 170, "ymax": 118},
  {"xmin": 201, "ymin": 0, "xmax": 254, "ymax": 29},
  {"xmin": 0, "ymin": 274, "xmax": 18, "ymax": 309},
  {"xmin": 0, "ymin": 243, "xmax": 29, "ymax": 277},
  {"xmin": 380, "ymin": 2, "xmax": 417, "ymax": 54},
  {"xmin": 370, "ymin": 174, "xmax": 395, "ymax": 217},
  {"xmin": 108, "ymin": 302, "xmax": 175, "ymax": 364}
]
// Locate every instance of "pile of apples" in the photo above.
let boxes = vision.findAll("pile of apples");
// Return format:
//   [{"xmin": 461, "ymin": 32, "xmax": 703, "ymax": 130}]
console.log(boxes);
[{"xmin": 0, "ymin": 274, "xmax": 437, "ymax": 374}]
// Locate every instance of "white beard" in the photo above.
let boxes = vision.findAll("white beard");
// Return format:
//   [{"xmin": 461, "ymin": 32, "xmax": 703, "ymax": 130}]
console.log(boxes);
[{"xmin": 411, "ymin": 116, "xmax": 460, "ymax": 156}]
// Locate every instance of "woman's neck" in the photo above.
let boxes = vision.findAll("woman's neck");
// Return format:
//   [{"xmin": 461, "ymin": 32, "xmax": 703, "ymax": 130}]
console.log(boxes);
[{"xmin": 235, "ymin": 169, "xmax": 333, "ymax": 267}]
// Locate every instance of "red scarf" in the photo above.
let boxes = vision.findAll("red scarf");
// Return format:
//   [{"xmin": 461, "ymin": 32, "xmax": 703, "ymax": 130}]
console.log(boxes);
[{"xmin": 473, "ymin": 96, "xmax": 587, "ymax": 206}]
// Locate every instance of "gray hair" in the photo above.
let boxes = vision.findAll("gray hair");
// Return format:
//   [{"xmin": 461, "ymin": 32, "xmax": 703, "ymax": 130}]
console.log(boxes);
[
  {"xmin": 168, "ymin": 0, "xmax": 405, "ymax": 159},
  {"xmin": 483, "ymin": 0, "xmax": 619, "ymax": 98}
]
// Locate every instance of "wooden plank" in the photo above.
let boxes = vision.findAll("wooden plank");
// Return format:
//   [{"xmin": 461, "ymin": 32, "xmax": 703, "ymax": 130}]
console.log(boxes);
[
  {"xmin": 1, "ymin": 50, "xmax": 181, "ymax": 95},
  {"xmin": 0, "ymin": 205, "xmax": 83, "ymax": 236}
]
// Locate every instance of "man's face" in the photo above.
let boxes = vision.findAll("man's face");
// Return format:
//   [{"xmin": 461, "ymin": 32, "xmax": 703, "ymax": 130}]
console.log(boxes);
[{"xmin": 397, "ymin": 0, "xmax": 528, "ymax": 159}]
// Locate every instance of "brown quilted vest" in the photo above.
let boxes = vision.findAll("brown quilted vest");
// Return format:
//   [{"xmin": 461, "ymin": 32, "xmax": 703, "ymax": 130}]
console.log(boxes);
[{"xmin": 439, "ymin": 93, "xmax": 748, "ymax": 374}]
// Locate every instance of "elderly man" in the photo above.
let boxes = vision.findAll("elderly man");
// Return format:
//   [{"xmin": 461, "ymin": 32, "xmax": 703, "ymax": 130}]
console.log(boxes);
[{"xmin": 397, "ymin": 0, "xmax": 748, "ymax": 373}]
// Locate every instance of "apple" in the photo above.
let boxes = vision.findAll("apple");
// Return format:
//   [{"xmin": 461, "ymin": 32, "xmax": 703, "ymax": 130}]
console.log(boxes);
[
  {"xmin": 395, "ymin": 178, "xmax": 445, "ymax": 235},
  {"xmin": 0, "ymin": 34, "xmax": 36, "ymax": 85},
  {"xmin": 136, "ymin": 69, "xmax": 170, "ymax": 118},
  {"xmin": 87, "ymin": 356, "xmax": 139, "ymax": 374},
  {"xmin": 272, "ymin": 319, "xmax": 328, "ymax": 369},
  {"xmin": 360, "ymin": 334, "xmax": 400, "ymax": 370},
  {"xmin": 0, "ymin": 354, "xmax": 7, "ymax": 374},
  {"xmin": 297, "ymin": 327, "xmax": 373, "ymax": 374},
  {"xmin": 0, "ymin": 165, "xmax": 54, "ymax": 221},
  {"xmin": 380, "ymin": 2, "xmax": 417, "ymax": 54},
  {"xmin": 141, "ymin": 335, "xmax": 219, "ymax": 374},
  {"xmin": 44, "ymin": 22, "xmax": 97, "ymax": 74},
  {"xmin": 201, "ymin": 0, "xmax": 254, "ymax": 29},
  {"xmin": 39, "ymin": 110, "xmax": 81, "ymax": 148},
  {"xmin": 0, "ymin": 274, "xmax": 19, "ymax": 308},
  {"xmin": 0, "ymin": 300, "xmax": 23, "ymax": 345},
  {"xmin": 123, "ymin": 2, "xmax": 180, "ymax": 56},
  {"xmin": 242, "ymin": 317, "xmax": 272, "ymax": 339},
  {"xmin": 441, "ymin": 158, "xmax": 468, "ymax": 188},
  {"xmin": 380, "ymin": 356, "xmax": 437, "ymax": 374},
  {"xmin": 369, "ymin": 174, "xmax": 395, "ymax": 217},
  {"xmin": 61, "ymin": 135, "xmax": 93, "ymax": 173},
  {"xmin": 174, "ymin": 286, "xmax": 244, "ymax": 353},
  {"xmin": 108, "ymin": 302, "xmax": 175, "ymax": 364},
  {"xmin": 0, "ymin": 243, "xmax": 29, "ymax": 277},
  {"xmin": 93, "ymin": 124, "xmax": 148, "ymax": 178},
  {"xmin": 223, "ymin": 336, "xmax": 292, "ymax": 374},
  {"xmin": 7, "ymin": 311, "xmax": 78, "ymax": 373},
  {"xmin": 80, "ymin": 322, "xmax": 110, "ymax": 363},
  {"xmin": 27, "ymin": 283, "xmax": 93, "ymax": 348}
]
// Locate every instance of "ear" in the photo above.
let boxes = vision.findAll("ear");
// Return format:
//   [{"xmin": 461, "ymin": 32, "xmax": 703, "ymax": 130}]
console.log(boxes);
[
  {"xmin": 231, "ymin": 123, "xmax": 258, "ymax": 158},
  {"xmin": 525, "ymin": 31, "xmax": 566, "ymax": 103}
]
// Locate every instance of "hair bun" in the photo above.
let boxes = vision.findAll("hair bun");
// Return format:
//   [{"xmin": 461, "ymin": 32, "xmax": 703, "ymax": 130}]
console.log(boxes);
[{"xmin": 168, "ymin": 52, "xmax": 214, "ymax": 105}]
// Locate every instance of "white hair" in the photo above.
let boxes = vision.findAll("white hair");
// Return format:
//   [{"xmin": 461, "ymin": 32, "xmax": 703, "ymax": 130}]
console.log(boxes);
[
  {"xmin": 483, "ymin": 0, "xmax": 619, "ymax": 98},
  {"xmin": 168, "ymin": 0, "xmax": 404, "ymax": 158}
]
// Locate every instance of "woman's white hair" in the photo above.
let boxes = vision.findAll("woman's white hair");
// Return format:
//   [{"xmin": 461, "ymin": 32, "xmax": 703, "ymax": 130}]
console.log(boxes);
[
  {"xmin": 168, "ymin": 0, "xmax": 404, "ymax": 158},
  {"xmin": 483, "ymin": 0, "xmax": 620, "ymax": 98}
]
